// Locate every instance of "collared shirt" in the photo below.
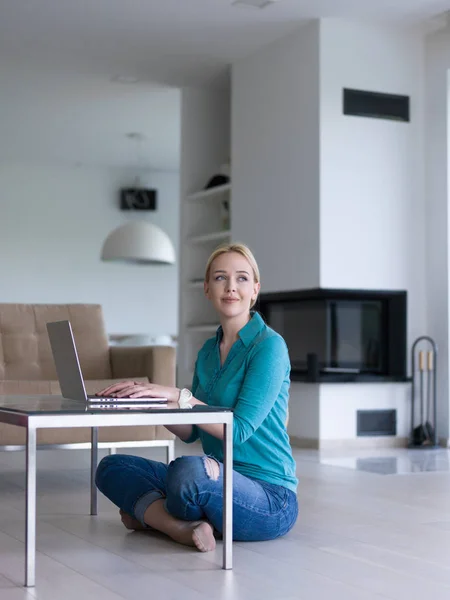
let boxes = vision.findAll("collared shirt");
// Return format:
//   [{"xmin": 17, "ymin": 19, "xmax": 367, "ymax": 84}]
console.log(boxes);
[{"xmin": 186, "ymin": 311, "xmax": 298, "ymax": 492}]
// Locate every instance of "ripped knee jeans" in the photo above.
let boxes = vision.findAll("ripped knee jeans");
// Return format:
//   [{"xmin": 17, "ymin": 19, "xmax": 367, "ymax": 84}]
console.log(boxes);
[{"xmin": 95, "ymin": 454, "xmax": 298, "ymax": 542}]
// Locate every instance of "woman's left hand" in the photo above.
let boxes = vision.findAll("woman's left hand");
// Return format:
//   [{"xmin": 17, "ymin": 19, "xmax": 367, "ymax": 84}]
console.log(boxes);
[{"xmin": 97, "ymin": 380, "xmax": 180, "ymax": 403}]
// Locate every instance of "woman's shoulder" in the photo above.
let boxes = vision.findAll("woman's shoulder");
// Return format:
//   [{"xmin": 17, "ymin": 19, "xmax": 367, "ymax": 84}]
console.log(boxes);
[{"xmin": 252, "ymin": 322, "xmax": 289, "ymax": 358}]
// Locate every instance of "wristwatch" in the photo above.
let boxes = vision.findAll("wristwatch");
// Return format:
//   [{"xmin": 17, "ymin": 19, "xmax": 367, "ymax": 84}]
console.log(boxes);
[{"xmin": 178, "ymin": 388, "xmax": 193, "ymax": 409}]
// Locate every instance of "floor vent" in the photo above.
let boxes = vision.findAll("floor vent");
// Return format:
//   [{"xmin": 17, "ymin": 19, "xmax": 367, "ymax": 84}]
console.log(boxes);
[
  {"xmin": 357, "ymin": 409, "xmax": 397, "ymax": 437},
  {"xmin": 343, "ymin": 88, "xmax": 410, "ymax": 122}
]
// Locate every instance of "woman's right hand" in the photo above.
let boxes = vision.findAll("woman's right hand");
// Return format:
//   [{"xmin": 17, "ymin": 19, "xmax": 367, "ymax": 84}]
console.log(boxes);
[
  {"xmin": 96, "ymin": 380, "xmax": 180, "ymax": 401},
  {"xmin": 96, "ymin": 380, "xmax": 144, "ymax": 398}
]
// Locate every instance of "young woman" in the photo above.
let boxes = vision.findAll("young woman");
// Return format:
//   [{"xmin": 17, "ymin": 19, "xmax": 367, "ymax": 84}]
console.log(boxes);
[{"xmin": 95, "ymin": 243, "xmax": 298, "ymax": 552}]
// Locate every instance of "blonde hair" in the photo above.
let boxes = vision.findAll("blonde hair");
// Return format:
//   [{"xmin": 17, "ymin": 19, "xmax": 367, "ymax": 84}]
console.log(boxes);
[{"xmin": 204, "ymin": 242, "xmax": 260, "ymax": 308}]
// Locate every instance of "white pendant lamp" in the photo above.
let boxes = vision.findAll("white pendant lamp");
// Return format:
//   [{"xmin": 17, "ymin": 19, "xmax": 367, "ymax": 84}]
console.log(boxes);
[{"xmin": 101, "ymin": 221, "xmax": 176, "ymax": 265}]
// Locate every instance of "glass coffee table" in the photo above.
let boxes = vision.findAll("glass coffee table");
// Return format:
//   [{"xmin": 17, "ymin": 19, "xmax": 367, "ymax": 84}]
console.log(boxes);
[{"xmin": 0, "ymin": 395, "xmax": 233, "ymax": 587}]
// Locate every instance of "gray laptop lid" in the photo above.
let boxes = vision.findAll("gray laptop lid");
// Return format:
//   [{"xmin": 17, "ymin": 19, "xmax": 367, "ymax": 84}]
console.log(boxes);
[{"xmin": 46, "ymin": 320, "xmax": 88, "ymax": 402}]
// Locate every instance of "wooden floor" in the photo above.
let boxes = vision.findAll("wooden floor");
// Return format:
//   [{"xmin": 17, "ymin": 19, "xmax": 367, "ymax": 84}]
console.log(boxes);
[{"xmin": 1, "ymin": 442, "xmax": 450, "ymax": 600}]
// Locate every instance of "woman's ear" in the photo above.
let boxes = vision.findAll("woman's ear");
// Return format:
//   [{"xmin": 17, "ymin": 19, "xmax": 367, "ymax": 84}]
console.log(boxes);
[
  {"xmin": 204, "ymin": 280, "xmax": 209, "ymax": 298},
  {"xmin": 253, "ymin": 282, "xmax": 261, "ymax": 301}
]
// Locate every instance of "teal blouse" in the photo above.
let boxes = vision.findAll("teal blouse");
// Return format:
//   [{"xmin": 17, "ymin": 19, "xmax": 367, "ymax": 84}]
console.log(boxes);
[{"xmin": 185, "ymin": 312, "xmax": 298, "ymax": 492}]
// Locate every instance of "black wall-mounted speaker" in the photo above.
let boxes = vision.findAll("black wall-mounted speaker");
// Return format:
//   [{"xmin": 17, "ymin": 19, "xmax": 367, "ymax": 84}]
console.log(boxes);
[
  {"xmin": 343, "ymin": 88, "xmax": 410, "ymax": 122},
  {"xmin": 120, "ymin": 188, "xmax": 157, "ymax": 211}
]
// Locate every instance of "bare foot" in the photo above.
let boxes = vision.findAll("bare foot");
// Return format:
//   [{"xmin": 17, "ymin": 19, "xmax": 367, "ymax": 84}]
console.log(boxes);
[
  {"xmin": 192, "ymin": 521, "xmax": 216, "ymax": 552},
  {"xmin": 168, "ymin": 520, "xmax": 216, "ymax": 552},
  {"xmin": 120, "ymin": 509, "xmax": 146, "ymax": 531},
  {"xmin": 141, "ymin": 499, "xmax": 216, "ymax": 552}
]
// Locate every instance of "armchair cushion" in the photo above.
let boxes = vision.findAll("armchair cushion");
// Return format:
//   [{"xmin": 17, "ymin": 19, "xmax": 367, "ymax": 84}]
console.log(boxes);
[
  {"xmin": 0, "ymin": 304, "xmax": 111, "ymax": 380},
  {"xmin": 110, "ymin": 345, "xmax": 176, "ymax": 386},
  {"xmin": 0, "ymin": 303, "xmax": 176, "ymax": 447}
]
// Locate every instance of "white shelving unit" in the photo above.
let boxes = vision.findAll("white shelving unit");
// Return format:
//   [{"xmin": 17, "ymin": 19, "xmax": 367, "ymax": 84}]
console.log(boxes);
[
  {"xmin": 179, "ymin": 184, "xmax": 231, "ymax": 385},
  {"xmin": 186, "ymin": 324, "xmax": 220, "ymax": 332},
  {"xmin": 177, "ymin": 88, "xmax": 231, "ymax": 389},
  {"xmin": 186, "ymin": 182, "xmax": 231, "ymax": 202},
  {"xmin": 188, "ymin": 230, "xmax": 231, "ymax": 244},
  {"xmin": 186, "ymin": 280, "xmax": 205, "ymax": 290}
]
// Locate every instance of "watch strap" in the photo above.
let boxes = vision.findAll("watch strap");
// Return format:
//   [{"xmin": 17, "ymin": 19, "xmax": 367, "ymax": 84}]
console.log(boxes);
[{"xmin": 178, "ymin": 388, "xmax": 193, "ymax": 409}]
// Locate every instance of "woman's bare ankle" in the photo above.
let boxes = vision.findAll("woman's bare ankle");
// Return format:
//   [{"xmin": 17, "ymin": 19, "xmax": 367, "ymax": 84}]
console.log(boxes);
[{"xmin": 119, "ymin": 509, "xmax": 146, "ymax": 531}]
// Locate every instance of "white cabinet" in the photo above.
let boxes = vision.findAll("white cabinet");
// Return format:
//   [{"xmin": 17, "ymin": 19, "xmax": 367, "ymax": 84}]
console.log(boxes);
[{"xmin": 177, "ymin": 88, "xmax": 231, "ymax": 388}]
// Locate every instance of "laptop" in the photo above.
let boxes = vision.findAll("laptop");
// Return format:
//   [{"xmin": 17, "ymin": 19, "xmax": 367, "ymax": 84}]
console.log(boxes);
[{"xmin": 46, "ymin": 320, "xmax": 168, "ymax": 406}]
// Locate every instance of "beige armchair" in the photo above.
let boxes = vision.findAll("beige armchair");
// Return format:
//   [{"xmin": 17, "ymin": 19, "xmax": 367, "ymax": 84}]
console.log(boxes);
[{"xmin": 0, "ymin": 303, "xmax": 176, "ymax": 460}]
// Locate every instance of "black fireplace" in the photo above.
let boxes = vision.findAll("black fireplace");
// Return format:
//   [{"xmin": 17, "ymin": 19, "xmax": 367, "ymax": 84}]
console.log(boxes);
[{"xmin": 257, "ymin": 288, "xmax": 407, "ymax": 382}]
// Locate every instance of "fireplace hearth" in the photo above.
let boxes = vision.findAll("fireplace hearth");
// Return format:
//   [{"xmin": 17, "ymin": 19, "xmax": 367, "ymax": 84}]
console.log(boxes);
[{"xmin": 257, "ymin": 288, "xmax": 407, "ymax": 383}]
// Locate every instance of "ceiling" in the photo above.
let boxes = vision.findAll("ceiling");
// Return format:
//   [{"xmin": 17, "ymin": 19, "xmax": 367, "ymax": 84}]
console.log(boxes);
[{"xmin": 0, "ymin": 0, "xmax": 448, "ymax": 169}]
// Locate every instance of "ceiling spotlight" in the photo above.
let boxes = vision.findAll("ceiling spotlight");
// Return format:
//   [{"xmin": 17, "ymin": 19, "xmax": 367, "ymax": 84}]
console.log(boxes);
[{"xmin": 231, "ymin": 0, "xmax": 279, "ymax": 8}]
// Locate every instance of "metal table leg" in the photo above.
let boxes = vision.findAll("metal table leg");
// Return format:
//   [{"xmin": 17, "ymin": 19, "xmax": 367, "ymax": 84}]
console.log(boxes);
[
  {"xmin": 90, "ymin": 427, "xmax": 98, "ymax": 515},
  {"xmin": 25, "ymin": 426, "xmax": 37, "ymax": 587},
  {"xmin": 166, "ymin": 439, "xmax": 175, "ymax": 464},
  {"xmin": 223, "ymin": 420, "xmax": 233, "ymax": 569}
]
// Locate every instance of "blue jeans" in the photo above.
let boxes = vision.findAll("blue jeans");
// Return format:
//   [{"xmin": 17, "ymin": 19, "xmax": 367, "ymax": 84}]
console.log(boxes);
[{"xmin": 95, "ymin": 454, "xmax": 298, "ymax": 542}]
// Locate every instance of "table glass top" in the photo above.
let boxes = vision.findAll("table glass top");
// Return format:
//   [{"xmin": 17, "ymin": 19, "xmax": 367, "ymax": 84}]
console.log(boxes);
[{"xmin": 0, "ymin": 396, "xmax": 231, "ymax": 416}]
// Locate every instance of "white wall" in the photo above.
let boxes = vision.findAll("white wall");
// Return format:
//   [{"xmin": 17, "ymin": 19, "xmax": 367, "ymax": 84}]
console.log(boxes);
[
  {"xmin": 317, "ymin": 21, "xmax": 426, "ymax": 444},
  {"xmin": 425, "ymin": 26, "xmax": 450, "ymax": 440},
  {"xmin": 0, "ymin": 163, "xmax": 180, "ymax": 335},
  {"xmin": 319, "ymin": 384, "xmax": 410, "ymax": 441},
  {"xmin": 232, "ymin": 18, "xmax": 430, "ymax": 447},
  {"xmin": 319, "ymin": 19, "xmax": 426, "ymax": 353},
  {"xmin": 287, "ymin": 383, "xmax": 320, "ymax": 442},
  {"xmin": 232, "ymin": 21, "xmax": 321, "ymax": 292}
]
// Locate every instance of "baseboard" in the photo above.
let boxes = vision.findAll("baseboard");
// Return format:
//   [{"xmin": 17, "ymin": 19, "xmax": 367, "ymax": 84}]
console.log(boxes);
[
  {"xmin": 289, "ymin": 436, "xmax": 319, "ymax": 449},
  {"xmin": 290, "ymin": 436, "xmax": 409, "ymax": 451},
  {"xmin": 439, "ymin": 437, "xmax": 450, "ymax": 448},
  {"xmin": 320, "ymin": 437, "xmax": 409, "ymax": 451}
]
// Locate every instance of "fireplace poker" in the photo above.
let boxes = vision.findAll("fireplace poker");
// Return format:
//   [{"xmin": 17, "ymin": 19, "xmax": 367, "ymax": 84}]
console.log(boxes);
[
  {"xmin": 424, "ymin": 351, "xmax": 435, "ymax": 443},
  {"xmin": 412, "ymin": 351, "xmax": 427, "ymax": 446}
]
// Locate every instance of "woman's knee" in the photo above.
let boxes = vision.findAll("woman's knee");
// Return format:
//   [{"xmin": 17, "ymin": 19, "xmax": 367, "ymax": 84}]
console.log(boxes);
[
  {"xmin": 203, "ymin": 456, "xmax": 220, "ymax": 480},
  {"xmin": 167, "ymin": 455, "xmax": 201, "ymax": 484},
  {"xmin": 166, "ymin": 455, "xmax": 219, "ymax": 496},
  {"xmin": 95, "ymin": 454, "xmax": 126, "ymax": 490}
]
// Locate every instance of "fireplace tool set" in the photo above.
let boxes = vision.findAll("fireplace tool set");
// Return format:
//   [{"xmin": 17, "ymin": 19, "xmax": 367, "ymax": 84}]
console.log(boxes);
[{"xmin": 409, "ymin": 336, "xmax": 439, "ymax": 448}]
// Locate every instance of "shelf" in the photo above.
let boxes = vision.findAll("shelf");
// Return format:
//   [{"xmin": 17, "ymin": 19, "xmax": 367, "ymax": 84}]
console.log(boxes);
[
  {"xmin": 187, "ymin": 183, "xmax": 231, "ymax": 202},
  {"xmin": 186, "ymin": 280, "xmax": 205, "ymax": 289},
  {"xmin": 187, "ymin": 230, "xmax": 231, "ymax": 244},
  {"xmin": 186, "ymin": 324, "xmax": 219, "ymax": 332}
]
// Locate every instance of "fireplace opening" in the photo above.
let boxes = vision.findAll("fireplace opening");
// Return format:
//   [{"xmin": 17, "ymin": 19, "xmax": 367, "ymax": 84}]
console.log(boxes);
[{"xmin": 257, "ymin": 288, "xmax": 407, "ymax": 382}]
